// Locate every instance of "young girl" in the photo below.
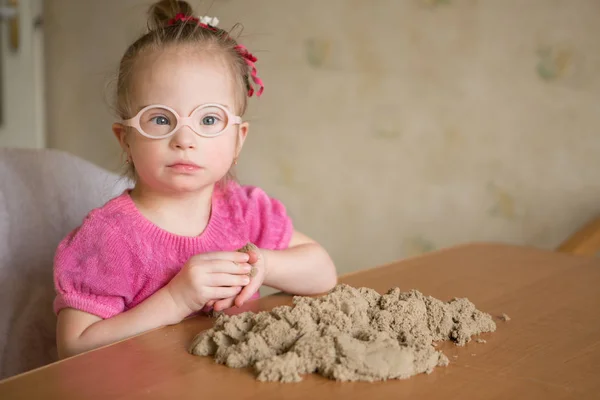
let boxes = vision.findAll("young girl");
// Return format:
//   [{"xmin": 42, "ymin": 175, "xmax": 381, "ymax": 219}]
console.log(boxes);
[{"xmin": 54, "ymin": 0, "xmax": 337, "ymax": 359}]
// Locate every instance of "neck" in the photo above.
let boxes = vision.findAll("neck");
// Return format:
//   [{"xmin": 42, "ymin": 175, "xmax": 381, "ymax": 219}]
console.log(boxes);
[{"xmin": 130, "ymin": 183, "xmax": 215, "ymax": 236}]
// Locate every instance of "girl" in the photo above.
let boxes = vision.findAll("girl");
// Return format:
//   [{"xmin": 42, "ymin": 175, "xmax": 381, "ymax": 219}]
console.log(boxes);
[{"xmin": 54, "ymin": 0, "xmax": 337, "ymax": 359}]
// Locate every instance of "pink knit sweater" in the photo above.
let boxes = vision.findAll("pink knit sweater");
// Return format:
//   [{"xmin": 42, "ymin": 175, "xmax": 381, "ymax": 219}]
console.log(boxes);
[{"xmin": 53, "ymin": 183, "xmax": 293, "ymax": 319}]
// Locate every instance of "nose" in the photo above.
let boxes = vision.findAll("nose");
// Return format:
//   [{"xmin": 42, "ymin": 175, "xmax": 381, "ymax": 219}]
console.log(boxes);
[{"xmin": 169, "ymin": 125, "xmax": 196, "ymax": 150}]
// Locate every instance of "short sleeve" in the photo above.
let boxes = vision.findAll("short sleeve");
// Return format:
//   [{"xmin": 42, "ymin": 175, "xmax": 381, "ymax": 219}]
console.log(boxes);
[
  {"xmin": 53, "ymin": 214, "xmax": 135, "ymax": 319},
  {"xmin": 241, "ymin": 186, "xmax": 294, "ymax": 250}
]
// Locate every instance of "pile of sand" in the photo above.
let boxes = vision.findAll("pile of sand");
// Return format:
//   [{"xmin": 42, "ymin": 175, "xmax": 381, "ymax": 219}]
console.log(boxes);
[{"xmin": 189, "ymin": 284, "xmax": 496, "ymax": 382}]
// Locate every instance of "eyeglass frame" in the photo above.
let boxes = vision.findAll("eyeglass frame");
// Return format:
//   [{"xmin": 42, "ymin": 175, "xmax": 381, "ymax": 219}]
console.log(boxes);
[{"xmin": 120, "ymin": 103, "xmax": 243, "ymax": 139}]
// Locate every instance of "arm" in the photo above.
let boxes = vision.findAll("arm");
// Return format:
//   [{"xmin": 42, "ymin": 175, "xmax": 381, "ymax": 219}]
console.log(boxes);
[
  {"xmin": 57, "ymin": 286, "xmax": 185, "ymax": 359},
  {"xmin": 54, "ymin": 220, "xmax": 180, "ymax": 359},
  {"xmin": 262, "ymin": 230, "xmax": 337, "ymax": 295},
  {"xmin": 57, "ymin": 252, "xmax": 251, "ymax": 359},
  {"xmin": 227, "ymin": 230, "xmax": 337, "ymax": 309},
  {"xmin": 220, "ymin": 185, "xmax": 337, "ymax": 309}
]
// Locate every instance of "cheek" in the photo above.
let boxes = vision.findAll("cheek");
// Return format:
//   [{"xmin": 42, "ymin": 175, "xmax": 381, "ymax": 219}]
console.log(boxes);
[
  {"xmin": 129, "ymin": 140, "xmax": 164, "ymax": 168},
  {"xmin": 203, "ymin": 135, "xmax": 237, "ymax": 166}
]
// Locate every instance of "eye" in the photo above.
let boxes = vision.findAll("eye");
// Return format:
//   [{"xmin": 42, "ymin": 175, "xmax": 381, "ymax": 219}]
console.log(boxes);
[
  {"xmin": 150, "ymin": 115, "xmax": 171, "ymax": 125},
  {"xmin": 201, "ymin": 115, "xmax": 220, "ymax": 126}
]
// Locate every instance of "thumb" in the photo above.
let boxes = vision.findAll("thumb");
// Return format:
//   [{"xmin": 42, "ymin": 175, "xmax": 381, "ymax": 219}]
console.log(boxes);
[{"xmin": 247, "ymin": 250, "xmax": 260, "ymax": 264}]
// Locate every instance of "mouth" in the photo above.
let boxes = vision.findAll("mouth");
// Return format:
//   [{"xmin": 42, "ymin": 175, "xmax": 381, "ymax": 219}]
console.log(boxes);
[{"xmin": 168, "ymin": 160, "xmax": 202, "ymax": 172}]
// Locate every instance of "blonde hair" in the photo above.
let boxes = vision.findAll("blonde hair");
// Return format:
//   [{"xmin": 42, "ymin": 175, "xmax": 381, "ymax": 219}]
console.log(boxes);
[{"xmin": 116, "ymin": 0, "xmax": 259, "ymax": 184}]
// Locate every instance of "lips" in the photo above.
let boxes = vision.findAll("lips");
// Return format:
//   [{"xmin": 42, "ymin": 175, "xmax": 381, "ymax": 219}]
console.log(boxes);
[
  {"xmin": 168, "ymin": 160, "xmax": 202, "ymax": 172},
  {"xmin": 168, "ymin": 160, "xmax": 199, "ymax": 167}
]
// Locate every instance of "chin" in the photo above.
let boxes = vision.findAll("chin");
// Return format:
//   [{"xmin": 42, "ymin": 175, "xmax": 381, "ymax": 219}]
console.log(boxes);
[
  {"xmin": 167, "ymin": 182, "xmax": 210, "ymax": 193},
  {"xmin": 165, "ymin": 177, "xmax": 215, "ymax": 193}
]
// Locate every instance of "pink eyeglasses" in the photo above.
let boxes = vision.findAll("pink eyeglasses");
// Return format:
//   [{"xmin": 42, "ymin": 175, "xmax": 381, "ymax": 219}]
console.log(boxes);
[{"xmin": 121, "ymin": 103, "xmax": 242, "ymax": 139}]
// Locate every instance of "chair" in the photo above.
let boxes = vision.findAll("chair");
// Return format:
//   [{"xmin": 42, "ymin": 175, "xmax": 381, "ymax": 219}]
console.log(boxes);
[
  {"xmin": 0, "ymin": 148, "xmax": 130, "ymax": 380},
  {"xmin": 556, "ymin": 216, "xmax": 600, "ymax": 256}
]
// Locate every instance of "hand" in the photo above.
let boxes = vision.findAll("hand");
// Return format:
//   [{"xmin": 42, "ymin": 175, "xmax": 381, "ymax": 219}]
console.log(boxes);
[
  {"xmin": 166, "ymin": 251, "xmax": 253, "ymax": 320},
  {"xmin": 212, "ymin": 248, "xmax": 267, "ymax": 311}
]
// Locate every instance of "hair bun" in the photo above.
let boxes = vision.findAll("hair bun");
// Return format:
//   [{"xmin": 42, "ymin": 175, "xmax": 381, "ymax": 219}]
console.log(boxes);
[{"xmin": 147, "ymin": 0, "xmax": 194, "ymax": 30}]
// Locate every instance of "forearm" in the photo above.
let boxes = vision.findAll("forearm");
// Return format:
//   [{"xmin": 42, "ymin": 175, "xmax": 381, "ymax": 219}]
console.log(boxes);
[
  {"xmin": 262, "ymin": 243, "xmax": 337, "ymax": 295},
  {"xmin": 58, "ymin": 287, "xmax": 186, "ymax": 358}
]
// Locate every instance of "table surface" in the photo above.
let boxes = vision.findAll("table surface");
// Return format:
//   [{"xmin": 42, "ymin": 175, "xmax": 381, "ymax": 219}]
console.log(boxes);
[{"xmin": 1, "ymin": 243, "xmax": 599, "ymax": 400}]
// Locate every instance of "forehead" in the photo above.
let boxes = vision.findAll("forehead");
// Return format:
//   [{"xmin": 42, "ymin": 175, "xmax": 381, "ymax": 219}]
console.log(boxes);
[{"xmin": 130, "ymin": 45, "xmax": 236, "ymax": 113}]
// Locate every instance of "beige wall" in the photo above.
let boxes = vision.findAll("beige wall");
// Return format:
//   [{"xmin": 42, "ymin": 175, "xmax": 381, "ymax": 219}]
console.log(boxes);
[{"xmin": 45, "ymin": 0, "xmax": 600, "ymax": 276}]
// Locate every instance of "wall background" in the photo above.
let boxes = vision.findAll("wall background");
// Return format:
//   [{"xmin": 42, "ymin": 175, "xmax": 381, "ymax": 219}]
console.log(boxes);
[{"xmin": 44, "ymin": 0, "xmax": 600, "ymax": 277}]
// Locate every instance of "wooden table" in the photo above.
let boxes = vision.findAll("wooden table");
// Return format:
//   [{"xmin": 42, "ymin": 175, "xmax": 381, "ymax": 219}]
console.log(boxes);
[{"xmin": 1, "ymin": 243, "xmax": 599, "ymax": 399}]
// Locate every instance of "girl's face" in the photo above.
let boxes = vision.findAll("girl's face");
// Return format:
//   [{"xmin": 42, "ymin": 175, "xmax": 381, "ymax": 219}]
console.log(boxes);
[{"xmin": 113, "ymin": 45, "xmax": 248, "ymax": 194}]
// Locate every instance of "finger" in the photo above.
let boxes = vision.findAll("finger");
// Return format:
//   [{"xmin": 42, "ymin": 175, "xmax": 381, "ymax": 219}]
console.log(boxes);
[
  {"xmin": 235, "ymin": 278, "xmax": 261, "ymax": 307},
  {"xmin": 213, "ymin": 296, "xmax": 236, "ymax": 312},
  {"xmin": 206, "ymin": 300, "xmax": 216, "ymax": 307},
  {"xmin": 209, "ymin": 286, "xmax": 243, "ymax": 300},
  {"xmin": 197, "ymin": 260, "xmax": 252, "ymax": 274},
  {"xmin": 208, "ymin": 273, "xmax": 251, "ymax": 287},
  {"xmin": 247, "ymin": 250, "xmax": 259, "ymax": 264},
  {"xmin": 191, "ymin": 251, "xmax": 250, "ymax": 263}
]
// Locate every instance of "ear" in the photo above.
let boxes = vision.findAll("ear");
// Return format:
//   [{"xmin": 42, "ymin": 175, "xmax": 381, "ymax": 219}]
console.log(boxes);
[
  {"xmin": 235, "ymin": 121, "xmax": 249, "ymax": 157},
  {"xmin": 112, "ymin": 123, "xmax": 130, "ymax": 152}
]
